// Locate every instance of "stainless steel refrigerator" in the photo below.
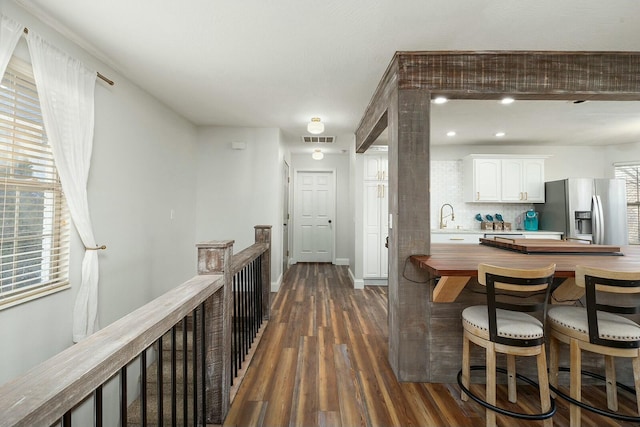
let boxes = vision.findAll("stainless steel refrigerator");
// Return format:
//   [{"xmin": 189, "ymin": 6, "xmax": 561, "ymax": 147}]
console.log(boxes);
[{"xmin": 535, "ymin": 178, "xmax": 628, "ymax": 245}]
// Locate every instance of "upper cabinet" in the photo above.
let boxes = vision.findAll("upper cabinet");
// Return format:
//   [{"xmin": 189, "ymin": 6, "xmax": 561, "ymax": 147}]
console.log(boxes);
[
  {"xmin": 364, "ymin": 154, "xmax": 388, "ymax": 181},
  {"xmin": 464, "ymin": 155, "xmax": 547, "ymax": 203}
]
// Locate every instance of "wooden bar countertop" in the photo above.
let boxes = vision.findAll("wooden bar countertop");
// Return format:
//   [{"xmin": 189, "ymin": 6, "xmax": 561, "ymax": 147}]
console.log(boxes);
[{"xmin": 410, "ymin": 243, "xmax": 640, "ymax": 303}]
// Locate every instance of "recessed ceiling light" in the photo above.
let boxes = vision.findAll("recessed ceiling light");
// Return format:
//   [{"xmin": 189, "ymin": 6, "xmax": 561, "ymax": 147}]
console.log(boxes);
[
  {"xmin": 433, "ymin": 96, "xmax": 448, "ymax": 104},
  {"xmin": 446, "ymin": 131, "xmax": 456, "ymax": 137},
  {"xmin": 495, "ymin": 132, "xmax": 506, "ymax": 137},
  {"xmin": 501, "ymin": 97, "xmax": 515, "ymax": 105}
]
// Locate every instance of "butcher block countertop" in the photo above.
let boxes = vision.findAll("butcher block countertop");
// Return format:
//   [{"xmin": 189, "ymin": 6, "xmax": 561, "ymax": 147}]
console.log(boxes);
[{"xmin": 410, "ymin": 243, "xmax": 640, "ymax": 303}]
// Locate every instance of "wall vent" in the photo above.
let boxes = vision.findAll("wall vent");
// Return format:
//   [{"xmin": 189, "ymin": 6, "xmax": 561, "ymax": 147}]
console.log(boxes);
[{"xmin": 301, "ymin": 135, "xmax": 335, "ymax": 143}]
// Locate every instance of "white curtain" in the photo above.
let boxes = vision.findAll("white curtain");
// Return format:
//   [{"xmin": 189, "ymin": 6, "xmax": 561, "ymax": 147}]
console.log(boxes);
[
  {"xmin": 27, "ymin": 32, "xmax": 99, "ymax": 342},
  {"xmin": 0, "ymin": 14, "xmax": 23, "ymax": 78}
]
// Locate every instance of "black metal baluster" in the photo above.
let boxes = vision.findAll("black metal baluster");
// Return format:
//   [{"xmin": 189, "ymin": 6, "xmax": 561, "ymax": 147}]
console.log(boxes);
[
  {"xmin": 62, "ymin": 411, "xmax": 71, "ymax": 427},
  {"xmin": 257, "ymin": 255, "xmax": 263, "ymax": 322},
  {"xmin": 141, "ymin": 350, "xmax": 147, "ymax": 427},
  {"xmin": 171, "ymin": 325, "xmax": 177, "ymax": 427},
  {"xmin": 249, "ymin": 262, "xmax": 255, "ymax": 341},
  {"xmin": 120, "ymin": 366, "xmax": 127, "ymax": 427},
  {"xmin": 200, "ymin": 303, "xmax": 207, "ymax": 425},
  {"xmin": 182, "ymin": 317, "xmax": 188, "ymax": 426},
  {"xmin": 232, "ymin": 274, "xmax": 238, "ymax": 379},
  {"xmin": 95, "ymin": 385, "xmax": 103, "ymax": 427},
  {"xmin": 243, "ymin": 266, "xmax": 249, "ymax": 359},
  {"xmin": 157, "ymin": 336, "xmax": 164, "ymax": 427},
  {"xmin": 192, "ymin": 308, "xmax": 198, "ymax": 427},
  {"xmin": 253, "ymin": 259, "xmax": 259, "ymax": 338}
]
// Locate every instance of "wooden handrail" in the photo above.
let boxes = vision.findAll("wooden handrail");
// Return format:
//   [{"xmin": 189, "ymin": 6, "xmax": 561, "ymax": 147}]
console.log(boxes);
[
  {"xmin": 0, "ymin": 225, "xmax": 272, "ymax": 427},
  {"xmin": 230, "ymin": 242, "xmax": 268, "ymax": 275},
  {"xmin": 0, "ymin": 274, "xmax": 224, "ymax": 427}
]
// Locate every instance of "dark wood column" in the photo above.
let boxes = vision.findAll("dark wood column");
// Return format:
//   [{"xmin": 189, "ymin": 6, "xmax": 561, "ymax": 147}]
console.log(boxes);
[
  {"xmin": 356, "ymin": 51, "xmax": 640, "ymax": 382},
  {"xmin": 387, "ymin": 88, "xmax": 432, "ymax": 380}
]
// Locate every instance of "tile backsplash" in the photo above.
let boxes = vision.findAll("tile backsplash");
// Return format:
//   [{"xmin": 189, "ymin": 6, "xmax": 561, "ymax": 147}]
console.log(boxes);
[{"xmin": 430, "ymin": 160, "xmax": 534, "ymax": 230}]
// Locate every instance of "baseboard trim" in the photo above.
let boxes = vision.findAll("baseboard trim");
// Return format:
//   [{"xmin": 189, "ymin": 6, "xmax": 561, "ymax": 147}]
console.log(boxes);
[
  {"xmin": 349, "ymin": 268, "xmax": 364, "ymax": 289},
  {"xmin": 335, "ymin": 258, "xmax": 349, "ymax": 266},
  {"xmin": 271, "ymin": 273, "xmax": 282, "ymax": 292}
]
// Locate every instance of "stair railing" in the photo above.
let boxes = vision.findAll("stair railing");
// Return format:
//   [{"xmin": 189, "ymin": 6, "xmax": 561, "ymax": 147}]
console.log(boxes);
[{"xmin": 0, "ymin": 225, "xmax": 271, "ymax": 427}]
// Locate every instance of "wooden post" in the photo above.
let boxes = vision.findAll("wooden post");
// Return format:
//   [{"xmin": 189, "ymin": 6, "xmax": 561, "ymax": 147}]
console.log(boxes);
[
  {"xmin": 196, "ymin": 239, "xmax": 234, "ymax": 424},
  {"xmin": 254, "ymin": 225, "xmax": 272, "ymax": 320}
]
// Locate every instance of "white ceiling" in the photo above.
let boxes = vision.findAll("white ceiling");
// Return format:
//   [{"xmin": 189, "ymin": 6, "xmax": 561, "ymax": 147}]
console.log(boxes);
[{"xmin": 13, "ymin": 0, "xmax": 640, "ymax": 153}]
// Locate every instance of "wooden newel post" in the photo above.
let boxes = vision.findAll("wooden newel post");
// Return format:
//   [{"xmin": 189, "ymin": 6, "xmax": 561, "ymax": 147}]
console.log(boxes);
[
  {"xmin": 254, "ymin": 225, "xmax": 271, "ymax": 320},
  {"xmin": 196, "ymin": 239, "xmax": 234, "ymax": 424}
]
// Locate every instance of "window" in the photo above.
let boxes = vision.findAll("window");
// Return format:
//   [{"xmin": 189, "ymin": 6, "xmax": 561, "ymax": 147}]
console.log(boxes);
[
  {"xmin": 615, "ymin": 163, "xmax": 640, "ymax": 245},
  {"xmin": 0, "ymin": 57, "xmax": 69, "ymax": 309}
]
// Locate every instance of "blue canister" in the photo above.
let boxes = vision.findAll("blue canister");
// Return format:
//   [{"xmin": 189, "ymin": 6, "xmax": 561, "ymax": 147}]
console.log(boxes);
[{"xmin": 524, "ymin": 209, "xmax": 538, "ymax": 231}]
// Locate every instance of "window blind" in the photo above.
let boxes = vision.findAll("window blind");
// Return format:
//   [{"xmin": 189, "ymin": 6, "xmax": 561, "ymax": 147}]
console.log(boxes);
[
  {"xmin": 615, "ymin": 163, "xmax": 640, "ymax": 245},
  {"xmin": 0, "ymin": 57, "xmax": 70, "ymax": 308}
]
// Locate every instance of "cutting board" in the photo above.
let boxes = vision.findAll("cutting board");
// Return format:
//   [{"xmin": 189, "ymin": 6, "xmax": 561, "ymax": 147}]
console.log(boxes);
[{"xmin": 479, "ymin": 237, "xmax": 622, "ymax": 255}]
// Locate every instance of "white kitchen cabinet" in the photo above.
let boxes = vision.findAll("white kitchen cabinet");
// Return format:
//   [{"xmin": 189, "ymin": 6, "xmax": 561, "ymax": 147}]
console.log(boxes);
[
  {"xmin": 363, "ymin": 154, "xmax": 388, "ymax": 278},
  {"xmin": 501, "ymin": 158, "xmax": 545, "ymax": 202},
  {"xmin": 364, "ymin": 154, "xmax": 388, "ymax": 181},
  {"xmin": 464, "ymin": 155, "xmax": 547, "ymax": 203},
  {"xmin": 464, "ymin": 157, "xmax": 501, "ymax": 202},
  {"xmin": 431, "ymin": 233, "xmax": 484, "ymax": 244}
]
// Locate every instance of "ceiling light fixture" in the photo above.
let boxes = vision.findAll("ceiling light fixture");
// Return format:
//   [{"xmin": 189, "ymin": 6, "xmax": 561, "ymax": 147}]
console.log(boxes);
[
  {"xmin": 433, "ymin": 96, "xmax": 448, "ymax": 104},
  {"xmin": 312, "ymin": 149, "xmax": 324, "ymax": 160},
  {"xmin": 307, "ymin": 117, "xmax": 324, "ymax": 134},
  {"xmin": 495, "ymin": 132, "xmax": 506, "ymax": 137},
  {"xmin": 446, "ymin": 131, "xmax": 456, "ymax": 137},
  {"xmin": 501, "ymin": 97, "xmax": 515, "ymax": 105}
]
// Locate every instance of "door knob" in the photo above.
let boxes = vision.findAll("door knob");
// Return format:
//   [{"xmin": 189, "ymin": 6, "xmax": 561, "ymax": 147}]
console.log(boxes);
[{"xmin": 328, "ymin": 220, "xmax": 332, "ymax": 224}]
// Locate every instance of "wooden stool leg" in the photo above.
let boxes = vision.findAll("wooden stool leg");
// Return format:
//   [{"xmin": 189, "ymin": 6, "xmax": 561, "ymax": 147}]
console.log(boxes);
[
  {"xmin": 632, "ymin": 354, "xmax": 640, "ymax": 415},
  {"xmin": 570, "ymin": 339, "xmax": 582, "ymax": 427},
  {"xmin": 604, "ymin": 355, "xmax": 618, "ymax": 411},
  {"xmin": 486, "ymin": 344, "xmax": 497, "ymax": 427},
  {"xmin": 461, "ymin": 332, "xmax": 470, "ymax": 401},
  {"xmin": 507, "ymin": 354, "xmax": 517, "ymax": 403},
  {"xmin": 536, "ymin": 345, "xmax": 552, "ymax": 427},
  {"xmin": 549, "ymin": 334, "xmax": 559, "ymax": 398}
]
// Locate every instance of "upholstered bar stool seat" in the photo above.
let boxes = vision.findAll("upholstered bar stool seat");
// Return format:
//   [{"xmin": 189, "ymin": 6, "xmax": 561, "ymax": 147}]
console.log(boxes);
[
  {"xmin": 547, "ymin": 265, "xmax": 640, "ymax": 427},
  {"xmin": 458, "ymin": 263, "xmax": 556, "ymax": 427},
  {"xmin": 548, "ymin": 306, "xmax": 640, "ymax": 342},
  {"xmin": 463, "ymin": 306, "xmax": 545, "ymax": 341}
]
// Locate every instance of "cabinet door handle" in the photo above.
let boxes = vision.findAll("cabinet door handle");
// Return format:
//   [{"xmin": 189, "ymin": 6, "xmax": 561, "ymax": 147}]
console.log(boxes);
[
  {"xmin": 449, "ymin": 238, "xmax": 465, "ymax": 241},
  {"xmin": 519, "ymin": 192, "xmax": 523, "ymax": 200},
  {"xmin": 476, "ymin": 191, "xmax": 480, "ymax": 201},
  {"xmin": 382, "ymin": 170, "xmax": 386, "ymax": 181},
  {"xmin": 382, "ymin": 185, "xmax": 385, "ymax": 198},
  {"xmin": 525, "ymin": 191, "xmax": 528, "ymax": 200}
]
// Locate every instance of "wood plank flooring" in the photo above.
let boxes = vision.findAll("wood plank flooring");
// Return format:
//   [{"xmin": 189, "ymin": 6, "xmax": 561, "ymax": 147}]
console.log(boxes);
[{"xmin": 223, "ymin": 263, "xmax": 639, "ymax": 427}]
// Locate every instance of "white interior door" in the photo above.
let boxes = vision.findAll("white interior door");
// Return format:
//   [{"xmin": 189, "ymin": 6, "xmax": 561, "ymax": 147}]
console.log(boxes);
[
  {"xmin": 294, "ymin": 170, "xmax": 335, "ymax": 263},
  {"xmin": 282, "ymin": 161, "xmax": 290, "ymax": 273}
]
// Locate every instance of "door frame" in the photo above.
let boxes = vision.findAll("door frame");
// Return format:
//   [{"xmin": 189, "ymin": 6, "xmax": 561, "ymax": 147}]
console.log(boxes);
[
  {"xmin": 291, "ymin": 168, "xmax": 337, "ymax": 264},
  {"xmin": 282, "ymin": 160, "xmax": 290, "ymax": 273}
]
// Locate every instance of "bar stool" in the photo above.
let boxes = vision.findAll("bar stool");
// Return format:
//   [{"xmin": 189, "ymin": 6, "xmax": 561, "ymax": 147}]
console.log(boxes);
[
  {"xmin": 458, "ymin": 263, "xmax": 556, "ymax": 427},
  {"xmin": 547, "ymin": 265, "xmax": 640, "ymax": 426}
]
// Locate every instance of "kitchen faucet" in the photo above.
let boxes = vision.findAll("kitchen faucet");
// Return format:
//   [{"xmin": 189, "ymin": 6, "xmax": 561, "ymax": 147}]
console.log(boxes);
[{"xmin": 439, "ymin": 203, "xmax": 455, "ymax": 229}]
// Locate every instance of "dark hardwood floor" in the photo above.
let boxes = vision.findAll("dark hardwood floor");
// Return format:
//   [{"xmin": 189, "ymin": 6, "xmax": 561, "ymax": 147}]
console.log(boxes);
[{"xmin": 224, "ymin": 263, "xmax": 639, "ymax": 427}]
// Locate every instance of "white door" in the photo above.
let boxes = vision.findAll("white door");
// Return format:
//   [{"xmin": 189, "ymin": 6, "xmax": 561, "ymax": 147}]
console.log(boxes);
[
  {"xmin": 282, "ymin": 161, "xmax": 290, "ymax": 273},
  {"xmin": 294, "ymin": 170, "xmax": 335, "ymax": 263}
]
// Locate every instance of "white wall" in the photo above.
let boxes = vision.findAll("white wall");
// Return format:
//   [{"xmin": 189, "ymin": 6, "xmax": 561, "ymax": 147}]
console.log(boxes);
[
  {"xmin": 0, "ymin": 3, "xmax": 199, "ymax": 386},
  {"xmin": 195, "ymin": 127, "xmax": 283, "ymax": 287},
  {"xmin": 606, "ymin": 141, "xmax": 640, "ymax": 173}
]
